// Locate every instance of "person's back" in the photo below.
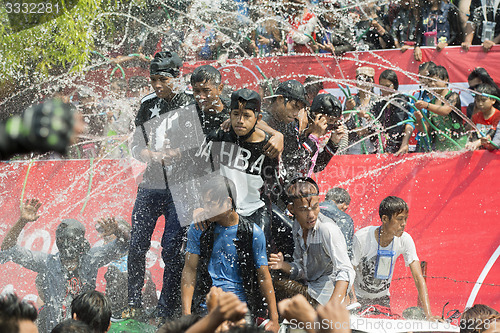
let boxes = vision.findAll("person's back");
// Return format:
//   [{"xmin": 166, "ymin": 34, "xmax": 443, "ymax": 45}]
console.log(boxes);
[{"xmin": 51, "ymin": 319, "xmax": 91, "ymax": 333}]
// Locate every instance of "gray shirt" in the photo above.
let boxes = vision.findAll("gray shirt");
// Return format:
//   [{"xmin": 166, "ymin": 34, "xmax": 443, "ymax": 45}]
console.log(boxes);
[
  {"xmin": 289, "ymin": 213, "xmax": 355, "ymax": 305},
  {"xmin": 1, "ymin": 239, "xmax": 127, "ymax": 333}
]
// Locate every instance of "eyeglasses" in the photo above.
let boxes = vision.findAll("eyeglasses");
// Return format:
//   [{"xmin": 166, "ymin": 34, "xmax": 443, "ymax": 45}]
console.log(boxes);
[{"xmin": 356, "ymin": 75, "xmax": 374, "ymax": 83}]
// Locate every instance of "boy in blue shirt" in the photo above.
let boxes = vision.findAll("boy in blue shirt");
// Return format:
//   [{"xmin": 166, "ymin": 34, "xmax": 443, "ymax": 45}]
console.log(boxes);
[{"xmin": 181, "ymin": 175, "xmax": 279, "ymax": 332}]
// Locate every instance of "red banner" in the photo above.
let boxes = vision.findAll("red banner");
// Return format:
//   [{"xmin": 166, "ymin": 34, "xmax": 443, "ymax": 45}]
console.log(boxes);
[{"xmin": 1, "ymin": 150, "xmax": 499, "ymax": 315}]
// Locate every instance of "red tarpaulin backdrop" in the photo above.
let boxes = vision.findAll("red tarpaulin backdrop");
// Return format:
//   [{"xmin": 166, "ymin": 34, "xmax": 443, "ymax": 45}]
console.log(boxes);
[{"xmin": 1, "ymin": 46, "xmax": 499, "ymax": 316}]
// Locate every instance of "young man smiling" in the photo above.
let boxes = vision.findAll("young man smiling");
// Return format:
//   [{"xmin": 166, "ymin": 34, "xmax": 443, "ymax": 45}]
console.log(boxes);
[{"xmin": 269, "ymin": 177, "xmax": 354, "ymax": 307}]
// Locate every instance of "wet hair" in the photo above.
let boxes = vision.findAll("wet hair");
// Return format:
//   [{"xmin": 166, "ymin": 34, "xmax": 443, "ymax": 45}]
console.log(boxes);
[
  {"xmin": 51, "ymin": 319, "xmax": 92, "ymax": 333},
  {"xmin": 468, "ymin": 68, "xmax": 500, "ymax": 91},
  {"xmin": 379, "ymin": 69, "xmax": 399, "ymax": 91},
  {"xmin": 71, "ymin": 290, "xmax": 112, "ymax": 333},
  {"xmin": 379, "ymin": 196, "xmax": 408, "ymax": 220},
  {"xmin": 418, "ymin": 61, "xmax": 436, "ymax": 74},
  {"xmin": 475, "ymin": 83, "xmax": 497, "ymax": 97},
  {"xmin": 460, "ymin": 304, "xmax": 499, "ymax": 333},
  {"xmin": 304, "ymin": 76, "xmax": 324, "ymax": 100},
  {"xmin": 325, "ymin": 187, "xmax": 351, "ymax": 205},
  {"xmin": 190, "ymin": 65, "xmax": 222, "ymax": 86},
  {"xmin": 0, "ymin": 293, "xmax": 37, "ymax": 333},
  {"xmin": 429, "ymin": 65, "xmax": 449, "ymax": 82},
  {"xmin": 157, "ymin": 314, "xmax": 202, "ymax": 333},
  {"xmin": 201, "ymin": 175, "xmax": 238, "ymax": 211},
  {"xmin": 286, "ymin": 177, "xmax": 320, "ymax": 203}
]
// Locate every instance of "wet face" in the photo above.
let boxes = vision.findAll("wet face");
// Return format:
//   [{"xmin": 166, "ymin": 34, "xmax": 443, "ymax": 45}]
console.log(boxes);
[
  {"xmin": 150, "ymin": 75, "xmax": 175, "ymax": 99},
  {"xmin": 193, "ymin": 80, "xmax": 223, "ymax": 113},
  {"xmin": 382, "ymin": 210, "xmax": 408, "ymax": 237},
  {"xmin": 419, "ymin": 70, "xmax": 432, "ymax": 88},
  {"xmin": 312, "ymin": 112, "xmax": 343, "ymax": 131},
  {"xmin": 230, "ymin": 107, "xmax": 259, "ymax": 137},
  {"xmin": 202, "ymin": 192, "xmax": 232, "ymax": 222},
  {"xmin": 356, "ymin": 74, "xmax": 375, "ymax": 91},
  {"xmin": 379, "ymin": 78, "xmax": 395, "ymax": 97},
  {"xmin": 431, "ymin": 75, "xmax": 448, "ymax": 95},
  {"xmin": 468, "ymin": 77, "xmax": 482, "ymax": 91},
  {"xmin": 474, "ymin": 95, "xmax": 495, "ymax": 112},
  {"xmin": 288, "ymin": 196, "xmax": 320, "ymax": 231},
  {"xmin": 271, "ymin": 96, "xmax": 303, "ymax": 124}
]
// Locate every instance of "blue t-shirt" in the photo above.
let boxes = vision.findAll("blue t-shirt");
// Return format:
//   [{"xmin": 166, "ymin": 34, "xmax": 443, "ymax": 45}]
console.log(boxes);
[{"xmin": 186, "ymin": 222, "xmax": 268, "ymax": 302}]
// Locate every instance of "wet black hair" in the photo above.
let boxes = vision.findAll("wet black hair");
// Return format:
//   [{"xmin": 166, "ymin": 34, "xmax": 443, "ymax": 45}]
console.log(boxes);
[
  {"xmin": 460, "ymin": 304, "xmax": 499, "ymax": 333},
  {"xmin": 71, "ymin": 290, "xmax": 111, "ymax": 333},
  {"xmin": 468, "ymin": 68, "xmax": 499, "ymax": 91},
  {"xmin": 379, "ymin": 69, "xmax": 399, "ymax": 91},
  {"xmin": 51, "ymin": 319, "xmax": 92, "ymax": 333},
  {"xmin": 418, "ymin": 61, "xmax": 436, "ymax": 74},
  {"xmin": 379, "ymin": 196, "xmax": 408, "ymax": 220},
  {"xmin": 429, "ymin": 65, "xmax": 449, "ymax": 82},
  {"xmin": 201, "ymin": 175, "xmax": 238, "ymax": 211},
  {"xmin": 286, "ymin": 177, "xmax": 320, "ymax": 203},
  {"xmin": 304, "ymin": 76, "xmax": 324, "ymax": 101},
  {"xmin": 190, "ymin": 65, "xmax": 222, "ymax": 86},
  {"xmin": 157, "ymin": 314, "xmax": 202, "ymax": 333},
  {"xmin": 325, "ymin": 187, "xmax": 351, "ymax": 205},
  {"xmin": 475, "ymin": 83, "xmax": 497, "ymax": 97},
  {"xmin": 0, "ymin": 293, "xmax": 37, "ymax": 333}
]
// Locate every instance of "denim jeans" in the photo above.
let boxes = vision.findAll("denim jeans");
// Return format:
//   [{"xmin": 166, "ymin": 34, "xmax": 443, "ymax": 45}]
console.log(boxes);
[{"xmin": 128, "ymin": 187, "xmax": 185, "ymax": 318}]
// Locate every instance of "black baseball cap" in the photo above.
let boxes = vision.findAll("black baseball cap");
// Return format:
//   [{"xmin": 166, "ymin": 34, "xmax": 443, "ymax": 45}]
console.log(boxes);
[
  {"xmin": 310, "ymin": 93, "xmax": 342, "ymax": 118},
  {"xmin": 150, "ymin": 51, "xmax": 183, "ymax": 78},
  {"xmin": 230, "ymin": 88, "xmax": 261, "ymax": 114},
  {"xmin": 266, "ymin": 80, "xmax": 309, "ymax": 107}
]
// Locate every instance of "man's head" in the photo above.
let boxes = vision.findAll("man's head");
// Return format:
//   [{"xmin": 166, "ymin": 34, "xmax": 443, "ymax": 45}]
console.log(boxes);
[
  {"xmin": 200, "ymin": 175, "xmax": 238, "ymax": 222},
  {"xmin": 325, "ymin": 187, "xmax": 351, "ymax": 212},
  {"xmin": 287, "ymin": 177, "xmax": 321, "ymax": 231},
  {"xmin": 460, "ymin": 304, "xmax": 499, "ymax": 333},
  {"xmin": 230, "ymin": 88, "xmax": 262, "ymax": 138},
  {"xmin": 109, "ymin": 78, "xmax": 128, "ymax": 98},
  {"xmin": 356, "ymin": 66, "xmax": 375, "ymax": 92},
  {"xmin": 56, "ymin": 219, "xmax": 90, "ymax": 271},
  {"xmin": 267, "ymin": 80, "xmax": 308, "ymax": 124},
  {"xmin": 304, "ymin": 76, "xmax": 324, "ymax": 104},
  {"xmin": 418, "ymin": 61, "xmax": 436, "ymax": 88},
  {"xmin": 379, "ymin": 196, "xmax": 409, "ymax": 238},
  {"xmin": 474, "ymin": 84, "xmax": 497, "ymax": 113},
  {"xmin": 71, "ymin": 291, "xmax": 111, "ymax": 333},
  {"xmin": 149, "ymin": 51, "xmax": 183, "ymax": 99},
  {"xmin": 51, "ymin": 319, "xmax": 92, "ymax": 333},
  {"xmin": 429, "ymin": 65, "xmax": 449, "ymax": 95},
  {"xmin": 0, "ymin": 293, "xmax": 38, "ymax": 333},
  {"xmin": 310, "ymin": 93, "xmax": 343, "ymax": 131},
  {"xmin": 190, "ymin": 65, "xmax": 224, "ymax": 113}
]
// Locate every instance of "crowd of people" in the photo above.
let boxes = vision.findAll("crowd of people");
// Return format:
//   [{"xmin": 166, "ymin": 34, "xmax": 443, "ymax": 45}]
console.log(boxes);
[{"xmin": 1, "ymin": 49, "xmax": 499, "ymax": 333}]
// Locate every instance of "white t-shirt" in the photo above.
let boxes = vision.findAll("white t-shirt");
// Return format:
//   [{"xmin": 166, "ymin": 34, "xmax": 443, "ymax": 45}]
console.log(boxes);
[{"xmin": 352, "ymin": 226, "xmax": 419, "ymax": 300}]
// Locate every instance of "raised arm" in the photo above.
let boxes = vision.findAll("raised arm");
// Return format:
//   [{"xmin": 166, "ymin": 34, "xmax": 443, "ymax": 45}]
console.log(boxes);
[
  {"xmin": 2, "ymin": 199, "xmax": 41, "ymax": 250},
  {"xmin": 257, "ymin": 266, "xmax": 280, "ymax": 332},
  {"xmin": 409, "ymin": 260, "xmax": 438, "ymax": 320}
]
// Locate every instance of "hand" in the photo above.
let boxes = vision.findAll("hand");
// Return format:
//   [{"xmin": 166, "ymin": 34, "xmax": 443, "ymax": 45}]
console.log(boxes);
[
  {"xmin": 465, "ymin": 139, "xmax": 481, "ymax": 150},
  {"xmin": 220, "ymin": 119, "xmax": 231, "ymax": 132},
  {"xmin": 316, "ymin": 301, "xmax": 350, "ymax": 333},
  {"xmin": 436, "ymin": 42, "xmax": 448, "ymax": 51},
  {"xmin": 192, "ymin": 208, "xmax": 212, "ymax": 231},
  {"xmin": 96, "ymin": 217, "xmax": 120, "ymax": 238},
  {"xmin": 427, "ymin": 315, "xmax": 445, "ymax": 322},
  {"xmin": 330, "ymin": 125, "xmax": 346, "ymax": 145},
  {"xmin": 414, "ymin": 110, "xmax": 424, "ymax": 121},
  {"xmin": 400, "ymin": 44, "xmax": 411, "ymax": 53},
  {"xmin": 345, "ymin": 97, "xmax": 356, "ymax": 111},
  {"xmin": 258, "ymin": 35, "xmax": 271, "ymax": 45},
  {"xmin": 394, "ymin": 143, "xmax": 409, "ymax": 156},
  {"xmin": 263, "ymin": 131, "xmax": 284, "ymax": 159},
  {"xmin": 269, "ymin": 252, "xmax": 285, "ymax": 270},
  {"xmin": 461, "ymin": 41, "xmax": 471, "ymax": 51},
  {"xmin": 482, "ymin": 40, "xmax": 495, "ymax": 51},
  {"xmin": 206, "ymin": 286, "xmax": 223, "ymax": 312},
  {"xmin": 213, "ymin": 290, "xmax": 248, "ymax": 323},
  {"xmin": 19, "ymin": 199, "xmax": 42, "ymax": 223},
  {"xmin": 371, "ymin": 20, "xmax": 386, "ymax": 35},
  {"xmin": 415, "ymin": 100, "xmax": 427, "ymax": 110},
  {"xmin": 413, "ymin": 46, "xmax": 422, "ymax": 62},
  {"xmin": 309, "ymin": 114, "xmax": 328, "ymax": 137},
  {"xmin": 278, "ymin": 295, "xmax": 317, "ymax": 331},
  {"xmin": 265, "ymin": 320, "xmax": 281, "ymax": 333}
]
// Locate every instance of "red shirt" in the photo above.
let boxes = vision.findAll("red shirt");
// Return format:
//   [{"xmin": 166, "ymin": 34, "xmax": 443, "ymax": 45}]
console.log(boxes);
[{"xmin": 471, "ymin": 108, "xmax": 500, "ymax": 133}]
